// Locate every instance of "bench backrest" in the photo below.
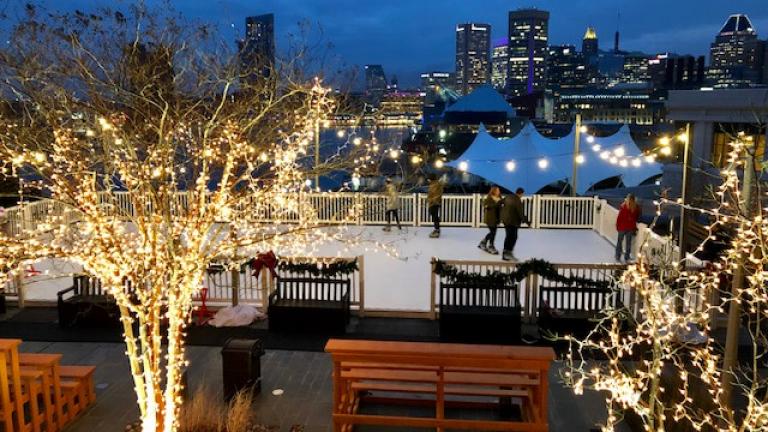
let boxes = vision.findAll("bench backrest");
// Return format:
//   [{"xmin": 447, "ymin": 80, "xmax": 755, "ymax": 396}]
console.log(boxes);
[
  {"xmin": 539, "ymin": 285, "xmax": 619, "ymax": 312},
  {"xmin": 275, "ymin": 277, "xmax": 350, "ymax": 302},
  {"xmin": 440, "ymin": 283, "xmax": 519, "ymax": 308},
  {"xmin": 73, "ymin": 275, "xmax": 106, "ymax": 297}
]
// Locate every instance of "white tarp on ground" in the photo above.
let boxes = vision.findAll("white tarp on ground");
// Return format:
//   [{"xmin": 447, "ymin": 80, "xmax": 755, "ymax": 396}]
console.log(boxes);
[{"xmin": 447, "ymin": 122, "xmax": 662, "ymax": 194}]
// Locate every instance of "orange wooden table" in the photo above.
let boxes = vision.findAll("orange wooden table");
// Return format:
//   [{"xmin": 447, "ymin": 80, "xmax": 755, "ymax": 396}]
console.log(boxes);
[
  {"xmin": 325, "ymin": 339, "xmax": 555, "ymax": 432},
  {"xmin": 0, "ymin": 339, "xmax": 25, "ymax": 432},
  {"xmin": 18, "ymin": 353, "xmax": 65, "ymax": 430}
]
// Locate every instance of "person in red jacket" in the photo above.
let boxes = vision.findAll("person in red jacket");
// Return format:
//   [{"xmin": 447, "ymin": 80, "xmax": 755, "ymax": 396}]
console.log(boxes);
[{"xmin": 615, "ymin": 193, "xmax": 641, "ymax": 262}]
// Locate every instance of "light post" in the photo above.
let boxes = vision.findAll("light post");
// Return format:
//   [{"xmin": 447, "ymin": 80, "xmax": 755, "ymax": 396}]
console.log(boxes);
[
  {"xmin": 572, "ymin": 114, "xmax": 583, "ymax": 197},
  {"xmin": 677, "ymin": 123, "xmax": 691, "ymax": 255}
]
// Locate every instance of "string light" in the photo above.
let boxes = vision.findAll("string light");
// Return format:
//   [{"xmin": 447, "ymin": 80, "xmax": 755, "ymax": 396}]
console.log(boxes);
[
  {"xmin": 434, "ymin": 159, "xmax": 445, "ymax": 169},
  {"xmin": 389, "ymin": 149, "xmax": 400, "ymax": 159},
  {"xmin": 660, "ymin": 146, "xmax": 672, "ymax": 156},
  {"xmin": 586, "ymin": 136, "xmax": 595, "ymax": 144},
  {"xmin": 506, "ymin": 161, "xmax": 516, "ymax": 171},
  {"xmin": 659, "ymin": 136, "xmax": 671, "ymax": 146},
  {"xmin": 575, "ymin": 154, "xmax": 585, "ymax": 164},
  {"xmin": 458, "ymin": 161, "xmax": 468, "ymax": 171},
  {"xmin": 613, "ymin": 147, "xmax": 625, "ymax": 157},
  {"xmin": 537, "ymin": 158, "xmax": 549, "ymax": 169}
]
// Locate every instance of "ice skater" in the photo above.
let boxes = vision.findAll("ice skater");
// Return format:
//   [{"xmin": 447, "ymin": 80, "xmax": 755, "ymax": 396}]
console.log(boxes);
[
  {"xmin": 383, "ymin": 178, "xmax": 401, "ymax": 231},
  {"xmin": 478, "ymin": 186, "xmax": 502, "ymax": 255},
  {"xmin": 615, "ymin": 193, "xmax": 641, "ymax": 262},
  {"xmin": 501, "ymin": 188, "xmax": 530, "ymax": 261},
  {"xmin": 427, "ymin": 175, "xmax": 443, "ymax": 238}
]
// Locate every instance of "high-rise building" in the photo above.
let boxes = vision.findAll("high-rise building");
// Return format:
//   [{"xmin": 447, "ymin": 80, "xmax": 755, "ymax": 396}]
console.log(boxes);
[
  {"xmin": 546, "ymin": 45, "xmax": 587, "ymax": 90},
  {"xmin": 491, "ymin": 39, "xmax": 509, "ymax": 91},
  {"xmin": 420, "ymin": 71, "xmax": 454, "ymax": 90},
  {"xmin": 621, "ymin": 54, "xmax": 650, "ymax": 84},
  {"xmin": 364, "ymin": 65, "xmax": 387, "ymax": 103},
  {"xmin": 708, "ymin": 14, "xmax": 764, "ymax": 88},
  {"xmin": 507, "ymin": 9, "xmax": 550, "ymax": 96},
  {"xmin": 239, "ymin": 14, "xmax": 275, "ymax": 83},
  {"xmin": 648, "ymin": 54, "xmax": 706, "ymax": 90},
  {"xmin": 582, "ymin": 27, "xmax": 598, "ymax": 61},
  {"xmin": 455, "ymin": 23, "xmax": 492, "ymax": 95}
]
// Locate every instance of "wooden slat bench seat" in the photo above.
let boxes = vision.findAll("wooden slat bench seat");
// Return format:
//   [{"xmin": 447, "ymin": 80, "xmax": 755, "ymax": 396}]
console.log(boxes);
[
  {"xmin": 326, "ymin": 339, "xmax": 555, "ymax": 432},
  {"xmin": 538, "ymin": 284, "xmax": 623, "ymax": 339},
  {"xmin": 439, "ymin": 282, "xmax": 521, "ymax": 344},
  {"xmin": 268, "ymin": 277, "xmax": 350, "ymax": 334}
]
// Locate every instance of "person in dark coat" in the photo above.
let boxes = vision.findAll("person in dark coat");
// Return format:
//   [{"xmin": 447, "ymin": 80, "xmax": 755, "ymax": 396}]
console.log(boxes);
[
  {"xmin": 427, "ymin": 175, "xmax": 443, "ymax": 238},
  {"xmin": 500, "ymin": 187, "xmax": 530, "ymax": 261},
  {"xmin": 478, "ymin": 186, "xmax": 502, "ymax": 255},
  {"xmin": 615, "ymin": 193, "xmax": 641, "ymax": 262}
]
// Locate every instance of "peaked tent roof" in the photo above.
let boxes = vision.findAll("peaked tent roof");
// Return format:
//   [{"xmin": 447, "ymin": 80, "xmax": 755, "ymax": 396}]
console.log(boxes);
[
  {"xmin": 444, "ymin": 85, "xmax": 516, "ymax": 117},
  {"xmin": 447, "ymin": 122, "xmax": 662, "ymax": 194}
]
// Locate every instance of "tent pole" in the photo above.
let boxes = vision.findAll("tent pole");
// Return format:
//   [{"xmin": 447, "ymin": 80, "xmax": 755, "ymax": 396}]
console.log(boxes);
[{"xmin": 571, "ymin": 114, "xmax": 581, "ymax": 197}]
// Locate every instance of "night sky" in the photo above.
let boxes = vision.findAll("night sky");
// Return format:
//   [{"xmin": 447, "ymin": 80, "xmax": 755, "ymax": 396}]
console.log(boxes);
[{"xmin": 7, "ymin": 0, "xmax": 768, "ymax": 88}]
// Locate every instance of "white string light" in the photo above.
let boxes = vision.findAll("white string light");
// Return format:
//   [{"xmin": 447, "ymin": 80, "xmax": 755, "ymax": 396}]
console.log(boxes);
[{"xmin": 506, "ymin": 161, "xmax": 516, "ymax": 172}]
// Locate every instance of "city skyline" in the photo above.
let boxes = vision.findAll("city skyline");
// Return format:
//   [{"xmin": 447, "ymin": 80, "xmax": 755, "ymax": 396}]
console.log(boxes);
[{"xmin": 8, "ymin": 0, "xmax": 768, "ymax": 88}]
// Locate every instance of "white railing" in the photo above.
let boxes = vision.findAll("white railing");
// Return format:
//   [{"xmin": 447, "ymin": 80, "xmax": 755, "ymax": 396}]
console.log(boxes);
[
  {"xmin": 201, "ymin": 256, "xmax": 365, "ymax": 313},
  {"xmin": 3, "ymin": 193, "xmax": 601, "ymax": 233}
]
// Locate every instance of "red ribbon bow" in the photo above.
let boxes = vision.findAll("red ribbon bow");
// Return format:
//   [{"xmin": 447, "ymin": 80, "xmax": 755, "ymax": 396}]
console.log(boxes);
[{"xmin": 250, "ymin": 251, "xmax": 277, "ymax": 278}]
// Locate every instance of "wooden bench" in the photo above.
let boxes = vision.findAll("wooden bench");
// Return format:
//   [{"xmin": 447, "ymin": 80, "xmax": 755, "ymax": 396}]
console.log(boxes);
[
  {"xmin": 537, "ymin": 284, "xmax": 622, "ymax": 339},
  {"xmin": 268, "ymin": 277, "xmax": 350, "ymax": 333},
  {"xmin": 325, "ymin": 339, "xmax": 555, "ymax": 432},
  {"xmin": 57, "ymin": 276, "xmax": 120, "ymax": 328},
  {"xmin": 439, "ymin": 282, "xmax": 521, "ymax": 344}
]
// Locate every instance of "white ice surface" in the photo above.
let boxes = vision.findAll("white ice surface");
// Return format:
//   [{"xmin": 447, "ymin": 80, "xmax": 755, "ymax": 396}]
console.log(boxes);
[{"xmin": 19, "ymin": 227, "xmax": 616, "ymax": 312}]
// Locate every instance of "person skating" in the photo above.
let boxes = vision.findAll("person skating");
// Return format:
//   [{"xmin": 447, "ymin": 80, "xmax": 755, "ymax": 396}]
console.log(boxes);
[
  {"xmin": 500, "ymin": 187, "xmax": 530, "ymax": 261},
  {"xmin": 427, "ymin": 175, "xmax": 443, "ymax": 238},
  {"xmin": 615, "ymin": 193, "xmax": 641, "ymax": 262},
  {"xmin": 478, "ymin": 186, "xmax": 502, "ymax": 254},
  {"xmin": 382, "ymin": 178, "xmax": 401, "ymax": 232}
]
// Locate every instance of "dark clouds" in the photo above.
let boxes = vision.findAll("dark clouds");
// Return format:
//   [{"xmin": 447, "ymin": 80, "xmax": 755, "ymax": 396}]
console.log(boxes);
[{"xmin": 9, "ymin": 0, "xmax": 768, "ymax": 87}]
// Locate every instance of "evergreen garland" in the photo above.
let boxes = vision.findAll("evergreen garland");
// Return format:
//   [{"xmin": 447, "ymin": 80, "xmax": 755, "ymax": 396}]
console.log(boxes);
[
  {"xmin": 433, "ymin": 258, "xmax": 617, "ymax": 290},
  {"xmin": 277, "ymin": 259, "xmax": 358, "ymax": 277}
]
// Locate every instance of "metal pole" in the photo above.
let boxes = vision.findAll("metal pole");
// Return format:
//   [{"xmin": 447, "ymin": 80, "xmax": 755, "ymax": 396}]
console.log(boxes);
[
  {"xmin": 678, "ymin": 123, "xmax": 691, "ymax": 256},
  {"xmin": 314, "ymin": 120, "xmax": 320, "ymax": 188},
  {"xmin": 571, "ymin": 114, "xmax": 581, "ymax": 197}
]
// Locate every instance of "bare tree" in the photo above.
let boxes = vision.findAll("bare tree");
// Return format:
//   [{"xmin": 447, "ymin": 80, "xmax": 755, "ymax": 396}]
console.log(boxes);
[{"xmin": 0, "ymin": 3, "xmax": 376, "ymax": 431}]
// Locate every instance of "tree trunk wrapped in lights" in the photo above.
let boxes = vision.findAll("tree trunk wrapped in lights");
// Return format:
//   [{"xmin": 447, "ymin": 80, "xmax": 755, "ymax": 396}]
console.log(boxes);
[
  {"xmin": 0, "ymin": 3, "xmax": 379, "ymax": 431},
  {"xmin": 563, "ymin": 134, "xmax": 768, "ymax": 431}
]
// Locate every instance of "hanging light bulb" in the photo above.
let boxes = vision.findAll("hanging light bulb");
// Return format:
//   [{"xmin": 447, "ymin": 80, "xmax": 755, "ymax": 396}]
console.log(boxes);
[
  {"xmin": 506, "ymin": 161, "xmax": 516, "ymax": 171},
  {"xmin": 659, "ymin": 136, "xmax": 670, "ymax": 146},
  {"xmin": 579, "ymin": 125, "xmax": 588, "ymax": 133},
  {"xmin": 600, "ymin": 151, "xmax": 610, "ymax": 160},
  {"xmin": 352, "ymin": 137, "xmax": 362, "ymax": 146},
  {"xmin": 575, "ymin": 154, "xmax": 585, "ymax": 164},
  {"xmin": 631, "ymin": 159, "xmax": 642, "ymax": 167},
  {"xmin": 592, "ymin": 144, "xmax": 601, "ymax": 152},
  {"xmin": 619, "ymin": 159, "xmax": 629, "ymax": 167},
  {"xmin": 538, "ymin": 158, "xmax": 549, "ymax": 169},
  {"xmin": 434, "ymin": 159, "xmax": 445, "ymax": 169},
  {"xmin": 644, "ymin": 154, "xmax": 656, "ymax": 163},
  {"xmin": 410, "ymin": 155, "xmax": 422, "ymax": 165},
  {"xmin": 609, "ymin": 156, "xmax": 618, "ymax": 165},
  {"xmin": 613, "ymin": 147, "xmax": 625, "ymax": 157},
  {"xmin": 458, "ymin": 161, "xmax": 468, "ymax": 171},
  {"xmin": 586, "ymin": 135, "xmax": 595, "ymax": 144},
  {"xmin": 336, "ymin": 130, "xmax": 345, "ymax": 138},
  {"xmin": 660, "ymin": 146, "xmax": 672, "ymax": 156},
  {"xmin": 389, "ymin": 149, "xmax": 400, "ymax": 159}
]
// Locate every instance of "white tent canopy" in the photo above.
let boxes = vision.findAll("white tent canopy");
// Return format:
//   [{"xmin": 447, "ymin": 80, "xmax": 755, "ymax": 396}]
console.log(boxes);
[{"xmin": 447, "ymin": 123, "xmax": 662, "ymax": 194}]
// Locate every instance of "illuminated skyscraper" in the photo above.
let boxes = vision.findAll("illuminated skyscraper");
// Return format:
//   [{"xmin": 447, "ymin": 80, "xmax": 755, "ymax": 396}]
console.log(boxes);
[
  {"xmin": 364, "ymin": 64, "xmax": 387, "ymax": 103},
  {"xmin": 455, "ymin": 23, "xmax": 492, "ymax": 95},
  {"xmin": 491, "ymin": 39, "xmax": 509, "ymax": 91},
  {"xmin": 582, "ymin": 27, "xmax": 598, "ymax": 61},
  {"xmin": 708, "ymin": 14, "xmax": 764, "ymax": 88},
  {"xmin": 546, "ymin": 45, "xmax": 587, "ymax": 90},
  {"xmin": 507, "ymin": 9, "xmax": 549, "ymax": 96},
  {"xmin": 239, "ymin": 14, "xmax": 275, "ymax": 83}
]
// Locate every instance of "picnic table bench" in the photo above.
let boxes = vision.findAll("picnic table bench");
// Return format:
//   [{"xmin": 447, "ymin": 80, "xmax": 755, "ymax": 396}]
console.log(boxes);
[
  {"xmin": 57, "ymin": 276, "xmax": 121, "ymax": 327},
  {"xmin": 325, "ymin": 339, "xmax": 555, "ymax": 432}
]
